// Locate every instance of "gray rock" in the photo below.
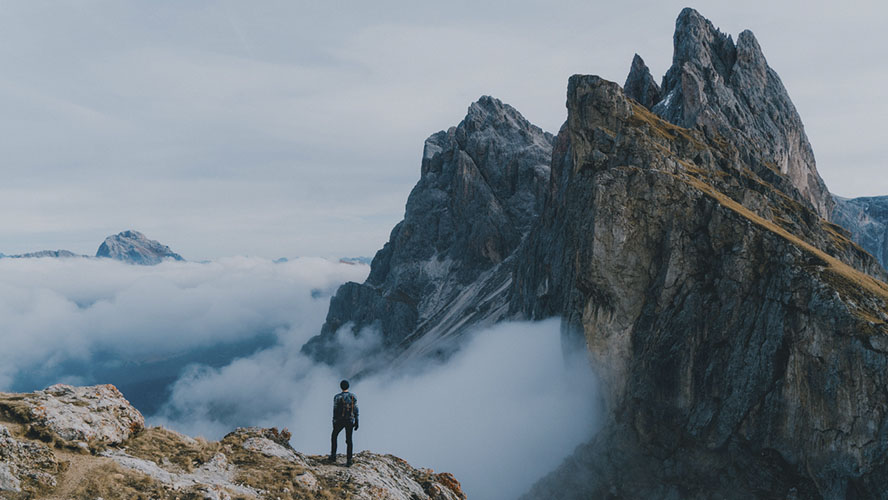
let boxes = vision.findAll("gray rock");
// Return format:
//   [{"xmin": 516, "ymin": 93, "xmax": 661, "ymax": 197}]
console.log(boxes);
[
  {"xmin": 623, "ymin": 54, "xmax": 661, "ymax": 109},
  {"xmin": 303, "ymin": 96, "xmax": 553, "ymax": 371},
  {"xmin": 648, "ymin": 8, "xmax": 834, "ymax": 219},
  {"xmin": 0, "ymin": 423, "xmax": 60, "ymax": 495},
  {"xmin": 832, "ymin": 195, "xmax": 888, "ymax": 270},
  {"xmin": 21, "ymin": 383, "xmax": 145, "ymax": 449},
  {"xmin": 96, "ymin": 229, "xmax": 184, "ymax": 265}
]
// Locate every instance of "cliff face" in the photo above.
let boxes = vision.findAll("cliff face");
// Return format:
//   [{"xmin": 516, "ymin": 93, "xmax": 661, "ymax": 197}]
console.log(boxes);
[
  {"xmin": 513, "ymin": 71, "xmax": 888, "ymax": 500},
  {"xmin": 0, "ymin": 385, "xmax": 465, "ymax": 500},
  {"xmin": 303, "ymin": 96, "xmax": 553, "ymax": 370},
  {"xmin": 833, "ymin": 195, "xmax": 888, "ymax": 271}
]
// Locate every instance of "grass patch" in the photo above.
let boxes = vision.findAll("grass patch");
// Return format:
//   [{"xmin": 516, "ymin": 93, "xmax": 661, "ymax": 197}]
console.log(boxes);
[
  {"xmin": 628, "ymin": 102, "xmax": 707, "ymax": 149},
  {"xmin": 670, "ymin": 171, "xmax": 888, "ymax": 328},
  {"xmin": 124, "ymin": 426, "xmax": 220, "ymax": 472}
]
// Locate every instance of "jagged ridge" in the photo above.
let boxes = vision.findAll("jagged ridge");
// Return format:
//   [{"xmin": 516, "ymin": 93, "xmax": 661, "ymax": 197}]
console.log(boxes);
[{"xmin": 628, "ymin": 8, "xmax": 835, "ymax": 220}]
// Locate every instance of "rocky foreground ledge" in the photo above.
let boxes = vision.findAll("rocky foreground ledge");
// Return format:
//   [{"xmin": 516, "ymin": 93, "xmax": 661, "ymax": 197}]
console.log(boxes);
[{"xmin": 0, "ymin": 384, "xmax": 465, "ymax": 500}]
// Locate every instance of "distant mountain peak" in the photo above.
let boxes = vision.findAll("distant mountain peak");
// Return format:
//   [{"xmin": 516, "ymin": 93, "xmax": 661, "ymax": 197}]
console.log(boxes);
[{"xmin": 96, "ymin": 230, "xmax": 183, "ymax": 265}]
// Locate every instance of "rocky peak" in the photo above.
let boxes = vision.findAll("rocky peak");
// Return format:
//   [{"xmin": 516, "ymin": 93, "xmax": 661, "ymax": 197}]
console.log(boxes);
[
  {"xmin": 304, "ymin": 96, "xmax": 553, "ymax": 368},
  {"xmin": 96, "ymin": 230, "xmax": 184, "ymax": 265},
  {"xmin": 671, "ymin": 7, "xmax": 737, "ymax": 81},
  {"xmin": 645, "ymin": 8, "xmax": 834, "ymax": 219},
  {"xmin": 0, "ymin": 385, "xmax": 465, "ymax": 499},
  {"xmin": 623, "ymin": 54, "xmax": 661, "ymax": 109}
]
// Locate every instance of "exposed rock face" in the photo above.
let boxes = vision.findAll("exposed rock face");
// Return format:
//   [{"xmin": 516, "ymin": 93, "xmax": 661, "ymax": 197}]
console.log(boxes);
[
  {"xmin": 833, "ymin": 195, "xmax": 888, "ymax": 270},
  {"xmin": 303, "ymin": 95, "xmax": 553, "ymax": 370},
  {"xmin": 0, "ymin": 424, "xmax": 60, "ymax": 495},
  {"xmin": 648, "ymin": 8, "xmax": 834, "ymax": 219},
  {"xmin": 623, "ymin": 54, "xmax": 661, "ymax": 109},
  {"xmin": 513, "ymin": 73, "xmax": 888, "ymax": 499},
  {"xmin": 0, "ymin": 386, "xmax": 465, "ymax": 500},
  {"xmin": 96, "ymin": 230, "xmax": 184, "ymax": 265}
]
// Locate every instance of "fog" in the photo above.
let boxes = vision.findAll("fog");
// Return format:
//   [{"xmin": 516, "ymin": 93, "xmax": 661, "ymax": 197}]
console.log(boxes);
[
  {"xmin": 0, "ymin": 256, "xmax": 368, "ymax": 409},
  {"xmin": 0, "ymin": 256, "xmax": 600, "ymax": 499}
]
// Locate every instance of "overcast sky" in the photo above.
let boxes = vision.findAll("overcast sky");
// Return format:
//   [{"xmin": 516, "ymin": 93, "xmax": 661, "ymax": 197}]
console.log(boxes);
[{"xmin": 0, "ymin": 1, "xmax": 884, "ymax": 259}]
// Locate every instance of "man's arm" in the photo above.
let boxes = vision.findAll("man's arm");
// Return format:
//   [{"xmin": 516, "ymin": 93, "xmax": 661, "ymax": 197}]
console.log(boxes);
[
  {"xmin": 332, "ymin": 394, "xmax": 339, "ymax": 422},
  {"xmin": 353, "ymin": 395, "xmax": 359, "ymax": 430}
]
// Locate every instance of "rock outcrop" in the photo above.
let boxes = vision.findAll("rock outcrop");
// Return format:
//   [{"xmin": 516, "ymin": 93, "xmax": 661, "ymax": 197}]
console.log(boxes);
[
  {"xmin": 0, "ymin": 385, "xmax": 465, "ymax": 500},
  {"xmin": 646, "ymin": 8, "xmax": 834, "ymax": 220},
  {"xmin": 623, "ymin": 54, "xmax": 661, "ymax": 110},
  {"xmin": 833, "ymin": 195, "xmax": 888, "ymax": 271},
  {"xmin": 96, "ymin": 230, "xmax": 184, "ymax": 265},
  {"xmin": 303, "ymin": 96, "xmax": 553, "ymax": 371}
]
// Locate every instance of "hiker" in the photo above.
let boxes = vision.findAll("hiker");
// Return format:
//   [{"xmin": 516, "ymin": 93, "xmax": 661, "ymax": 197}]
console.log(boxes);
[{"xmin": 329, "ymin": 379, "xmax": 359, "ymax": 466}]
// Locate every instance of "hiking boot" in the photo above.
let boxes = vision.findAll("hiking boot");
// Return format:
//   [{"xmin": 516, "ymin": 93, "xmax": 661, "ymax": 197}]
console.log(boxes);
[
  {"xmin": 327, "ymin": 455, "xmax": 336, "ymax": 463},
  {"xmin": 346, "ymin": 460, "xmax": 353, "ymax": 467}
]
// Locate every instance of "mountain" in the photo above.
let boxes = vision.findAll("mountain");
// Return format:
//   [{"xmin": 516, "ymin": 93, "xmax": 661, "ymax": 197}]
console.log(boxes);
[
  {"xmin": 307, "ymin": 7, "xmax": 888, "ymax": 498},
  {"xmin": 514, "ymin": 72, "xmax": 888, "ymax": 500},
  {"xmin": 832, "ymin": 195, "xmax": 888, "ymax": 270},
  {"xmin": 510, "ymin": 10, "xmax": 888, "ymax": 498},
  {"xmin": 303, "ymin": 96, "xmax": 554, "ymax": 372},
  {"xmin": 0, "ymin": 250, "xmax": 84, "ymax": 259},
  {"xmin": 0, "ymin": 384, "xmax": 465, "ymax": 499},
  {"xmin": 96, "ymin": 230, "xmax": 184, "ymax": 265}
]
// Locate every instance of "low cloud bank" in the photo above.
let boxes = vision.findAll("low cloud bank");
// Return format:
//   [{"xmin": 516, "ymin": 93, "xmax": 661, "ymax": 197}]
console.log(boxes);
[
  {"xmin": 0, "ymin": 256, "xmax": 368, "ymax": 410},
  {"xmin": 156, "ymin": 319, "xmax": 600, "ymax": 500},
  {"xmin": 0, "ymin": 257, "xmax": 600, "ymax": 499}
]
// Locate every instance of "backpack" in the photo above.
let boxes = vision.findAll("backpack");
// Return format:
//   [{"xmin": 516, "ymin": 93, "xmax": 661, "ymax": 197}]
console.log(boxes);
[{"xmin": 337, "ymin": 393, "xmax": 355, "ymax": 421}]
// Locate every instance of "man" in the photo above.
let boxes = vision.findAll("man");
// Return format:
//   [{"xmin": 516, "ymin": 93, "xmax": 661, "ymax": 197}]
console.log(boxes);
[{"xmin": 329, "ymin": 379, "xmax": 359, "ymax": 466}]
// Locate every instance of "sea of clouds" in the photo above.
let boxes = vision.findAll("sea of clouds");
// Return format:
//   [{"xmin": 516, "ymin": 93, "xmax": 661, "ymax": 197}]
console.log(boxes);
[{"xmin": 0, "ymin": 256, "xmax": 600, "ymax": 499}]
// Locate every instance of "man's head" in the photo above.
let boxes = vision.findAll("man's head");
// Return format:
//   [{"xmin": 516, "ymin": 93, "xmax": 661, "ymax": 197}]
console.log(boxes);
[{"xmin": 340, "ymin": 380, "xmax": 349, "ymax": 391}]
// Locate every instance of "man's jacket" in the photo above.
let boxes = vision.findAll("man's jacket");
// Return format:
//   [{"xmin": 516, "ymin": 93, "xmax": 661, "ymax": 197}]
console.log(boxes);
[{"xmin": 333, "ymin": 391, "xmax": 359, "ymax": 426}]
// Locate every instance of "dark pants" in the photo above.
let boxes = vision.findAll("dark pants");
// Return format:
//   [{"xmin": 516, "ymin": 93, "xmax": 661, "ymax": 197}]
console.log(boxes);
[{"xmin": 330, "ymin": 421, "xmax": 354, "ymax": 462}]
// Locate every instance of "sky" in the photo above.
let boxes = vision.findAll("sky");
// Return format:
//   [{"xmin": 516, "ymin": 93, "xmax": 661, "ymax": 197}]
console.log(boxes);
[{"xmin": 0, "ymin": 1, "xmax": 885, "ymax": 259}]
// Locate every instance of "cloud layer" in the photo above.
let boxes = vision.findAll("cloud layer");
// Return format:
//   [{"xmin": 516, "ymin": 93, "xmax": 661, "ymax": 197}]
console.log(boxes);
[
  {"xmin": 0, "ymin": 256, "xmax": 600, "ymax": 499},
  {"xmin": 0, "ymin": 256, "xmax": 367, "ymax": 399},
  {"xmin": 156, "ymin": 319, "xmax": 600, "ymax": 500}
]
